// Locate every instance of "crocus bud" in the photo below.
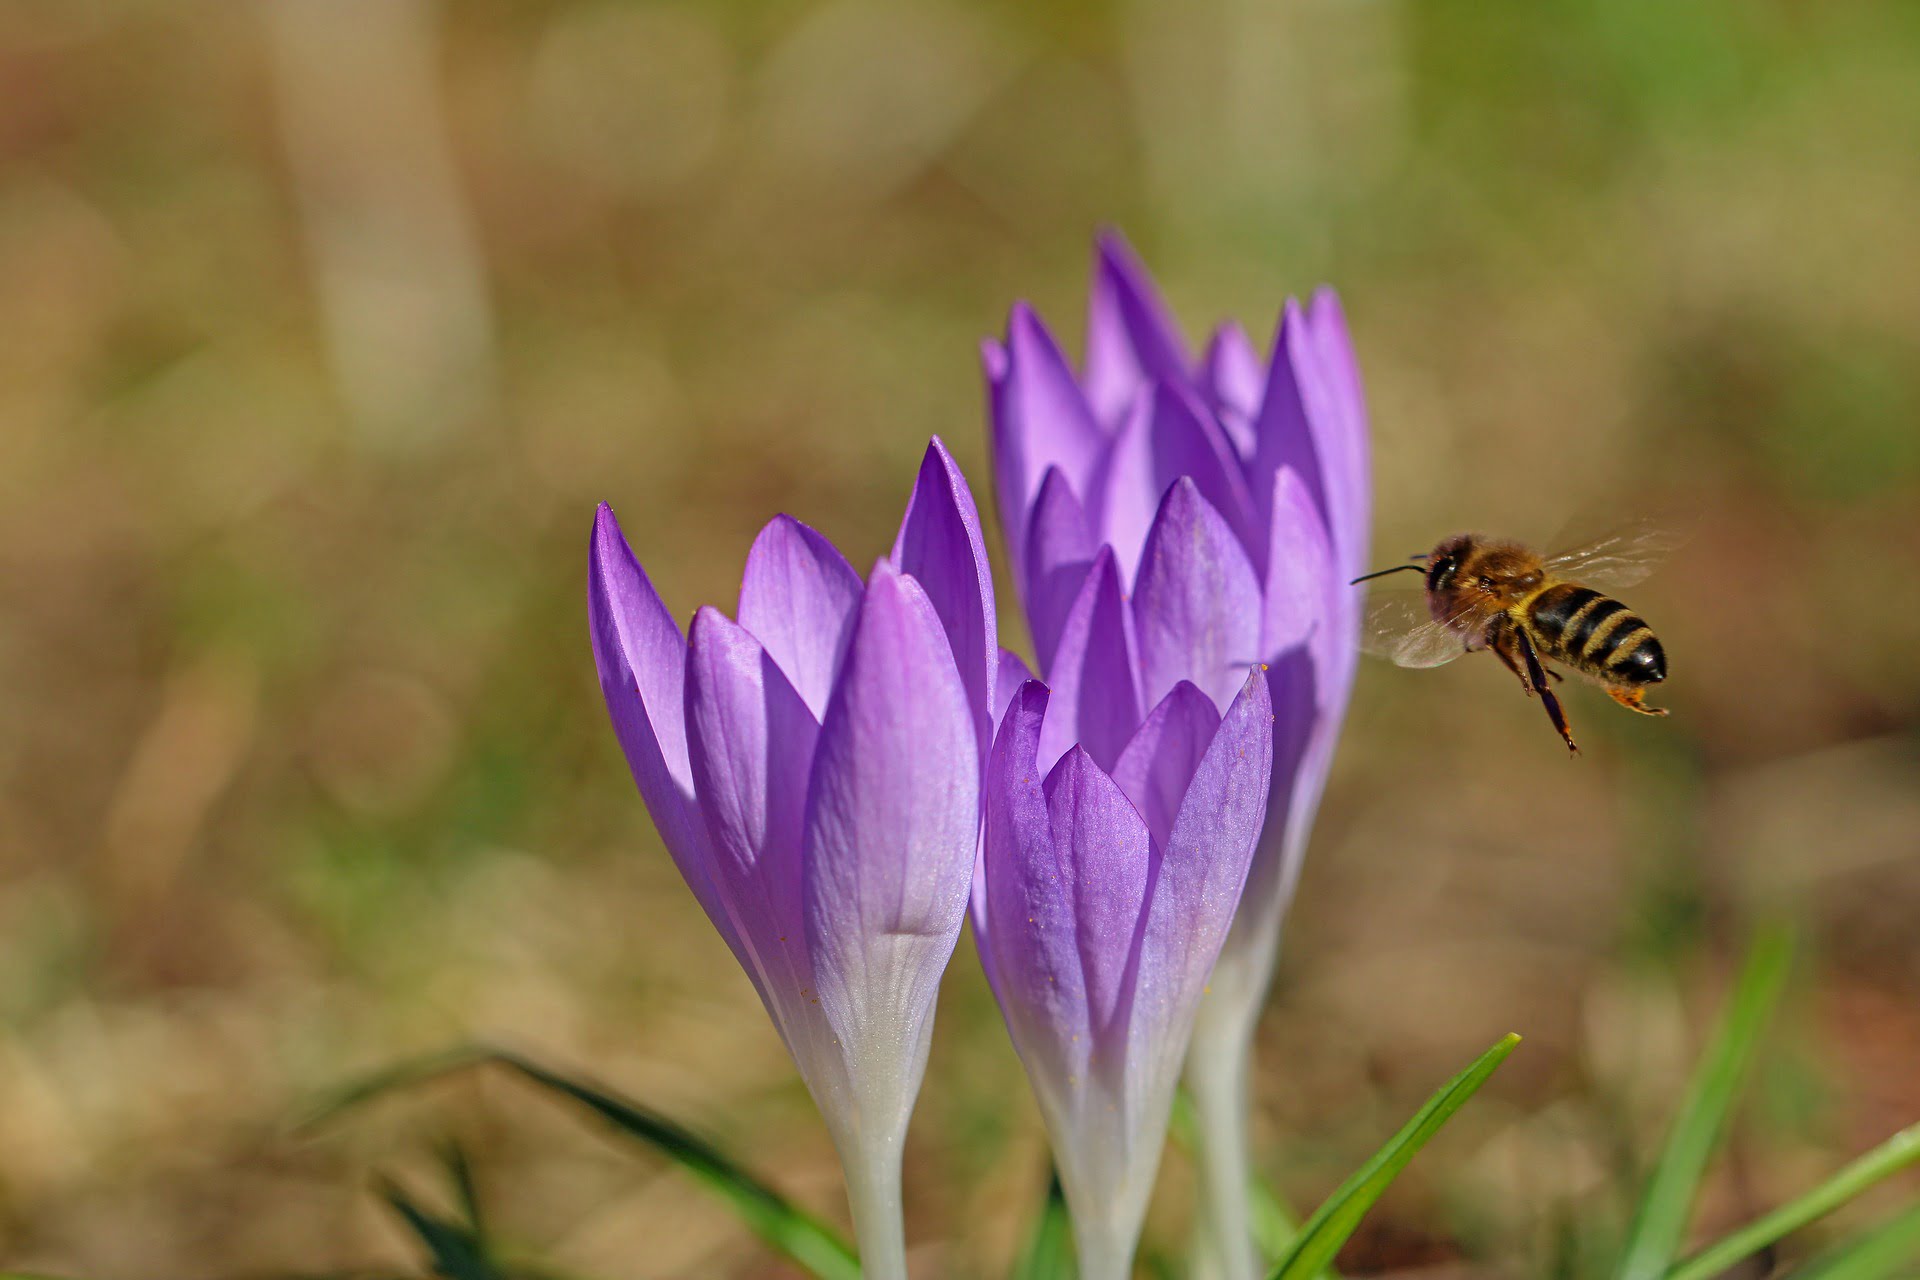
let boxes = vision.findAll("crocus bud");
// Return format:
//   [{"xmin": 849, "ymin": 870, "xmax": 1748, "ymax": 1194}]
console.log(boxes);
[
  {"xmin": 978, "ymin": 670, "xmax": 1275, "ymax": 1280},
  {"xmin": 589, "ymin": 438, "xmax": 994, "ymax": 1278}
]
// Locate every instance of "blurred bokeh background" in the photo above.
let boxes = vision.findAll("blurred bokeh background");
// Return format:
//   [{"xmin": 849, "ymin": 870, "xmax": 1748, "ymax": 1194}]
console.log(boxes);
[{"xmin": 2, "ymin": 0, "xmax": 1917, "ymax": 1274}]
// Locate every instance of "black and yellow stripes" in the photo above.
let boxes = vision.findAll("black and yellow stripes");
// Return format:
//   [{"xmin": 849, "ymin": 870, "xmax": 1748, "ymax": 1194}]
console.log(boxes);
[
  {"xmin": 1526, "ymin": 584, "xmax": 1600, "ymax": 650},
  {"xmin": 1522, "ymin": 583, "xmax": 1666, "ymax": 686}
]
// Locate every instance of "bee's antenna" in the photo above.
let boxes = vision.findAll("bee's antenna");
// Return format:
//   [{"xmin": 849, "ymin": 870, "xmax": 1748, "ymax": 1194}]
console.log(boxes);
[{"xmin": 1350, "ymin": 563, "xmax": 1427, "ymax": 585}]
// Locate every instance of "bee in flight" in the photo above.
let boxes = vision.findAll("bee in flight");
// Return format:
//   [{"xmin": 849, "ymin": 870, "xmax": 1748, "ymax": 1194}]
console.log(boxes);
[{"xmin": 1352, "ymin": 524, "xmax": 1680, "ymax": 754}]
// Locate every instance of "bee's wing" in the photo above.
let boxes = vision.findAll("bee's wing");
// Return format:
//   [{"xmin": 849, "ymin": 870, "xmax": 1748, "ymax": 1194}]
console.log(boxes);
[
  {"xmin": 1542, "ymin": 519, "xmax": 1687, "ymax": 591},
  {"xmin": 1361, "ymin": 592, "xmax": 1467, "ymax": 668}
]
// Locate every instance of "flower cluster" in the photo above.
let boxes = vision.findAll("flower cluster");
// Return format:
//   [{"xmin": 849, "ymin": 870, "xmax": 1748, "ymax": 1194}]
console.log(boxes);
[
  {"xmin": 984, "ymin": 234, "xmax": 1370, "ymax": 1277},
  {"xmin": 590, "ymin": 236, "xmax": 1369, "ymax": 1279}
]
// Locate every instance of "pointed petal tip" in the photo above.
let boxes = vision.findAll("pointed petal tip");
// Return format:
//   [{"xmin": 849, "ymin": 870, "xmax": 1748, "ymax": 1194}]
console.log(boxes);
[
  {"xmin": 1160, "ymin": 472, "xmax": 1205, "ymax": 512},
  {"xmin": 1007, "ymin": 299, "xmax": 1063, "ymax": 352},
  {"xmin": 591, "ymin": 501, "xmax": 625, "ymax": 556},
  {"xmin": 981, "ymin": 337, "xmax": 1008, "ymax": 380},
  {"xmin": 1043, "ymin": 739, "xmax": 1110, "ymax": 796},
  {"xmin": 687, "ymin": 601, "xmax": 756, "ymax": 654},
  {"xmin": 749, "ymin": 510, "xmax": 810, "ymax": 548},
  {"xmin": 1309, "ymin": 285, "xmax": 1348, "ymax": 324},
  {"xmin": 1009, "ymin": 676, "xmax": 1051, "ymax": 723},
  {"xmin": 865, "ymin": 553, "xmax": 906, "ymax": 590},
  {"xmin": 1238, "ymin": 661, "xmax": 1273, "ymax": 708},
  {"xmin": 1095, "ymin": 226, "xmax": 1140, "ymax": 267},
  {"xmin": 1087, "ymin": 539, "xmax": 1122, "ymax": 581}
]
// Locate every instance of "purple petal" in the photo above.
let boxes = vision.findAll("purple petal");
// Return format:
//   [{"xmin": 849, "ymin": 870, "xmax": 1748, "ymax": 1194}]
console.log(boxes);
[
  {"xmin": 892, "ymin": 437, "xmax": 999, "ymax": 755},
  {"xmin": 1043, "ymin": 746, "xmax": 1153, "ymax": 1058},
  {"xmin": 1021, "ymin": 468, "xmax": 1096, "ymax": 674},
  {"xmin": 981, "ymin": 682, "xmax": 1091, "ymax": 1082},
  {"xmin": 737, "ymin": 515, "xmax": 862, "ymax": 720},
  {"xmin": 1083, "ymin": 392, "xmax": 1157, "ymax": 584},
  {"xmin": 1245, "ymin": 300, "xmax": 1336, "ymax": 556},
  {"xmin": 1039, "ymin": 548, "xmax": 1143, "ymax": 775},
  {"xmin": 1261, "ymin": 466, "xmax": 1335, "ymax": 671},
  {"xmin": 972, "ymin": 645, "xmax": 1038, "ymax": 987},
  {"xmin": 1256, "ymin": 644, "xmax": 1328, "ymax": 882},
  {"xmin": 989, "ymin": 305, "xmax": 1108, "ymax": 573},
  {"xmin": 588, "ymin": 505, "xmax": 734, "ymax": 950},
  {"xmin": 1307, "ymin": 289, "xmax": 1372, "ymax": 579},
  {"xmin": 802, "ymin": 561, "xmax": 978, "ymax": 1062},
  {"xmin": 685, "ymin": 607, "xmax": 818, "ymax": 1004},
  {"xmin": 1201, "ymin": 320, "xmax": 1264, "ymax": 432},
  {"xmin": 981, "ymin": 335, "xmax": 1008, "ymax": 382},
  {"xmin": 995, "ymin": 647, "xmax": 1034, "ymax": 728},
  {"xmin": 1109, "ymin": 681, "xmax": 1221, "ymax": 852},
  {"xmin": 1084, "ymin": 231, "xmax": 1190, "ymax": 426},
  {"xmin": 1092, "ymin": 382, "xmax": 1261, "ymax": 585},
  {"xmin": 1130, "ymin": 479, "xmax": 1263, "ymax": 715},
  {"xmin": 1130, "ymin": 666, "xmax": 1274, "ymax": 1078}
]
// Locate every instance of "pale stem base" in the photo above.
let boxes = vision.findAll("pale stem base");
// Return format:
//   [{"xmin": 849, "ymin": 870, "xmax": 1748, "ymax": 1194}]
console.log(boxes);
[
  {"xmin": 834, "ymin": 1125, "xmax": 909, "ymax": 1280},
  {"xmin": 1185, "ymin": 1007, "xmax": 1261, "ymax": 1280},
  {"xmin": 1069, "ymin": 1203, "xmax": 1147, "ymax": 1280}
]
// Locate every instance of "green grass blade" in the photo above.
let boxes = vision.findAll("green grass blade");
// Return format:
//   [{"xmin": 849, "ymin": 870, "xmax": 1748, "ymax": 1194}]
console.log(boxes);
[
  {"xmin": 439, "ymin": 1140, "xmax": 488, "ymax": 1246},
  {"xmin": 295, "ymin": 1044, "xmax": 499, "ymax": 1131},
  {"xmin": 1266, "ymin": 1033, "xmax": 1522, "ymax": 1280},
  {"xmin": 381, "ymin": 1178, "xmax": 506, "ymax": 1280},
  {"xmin": 305, "ymin": 1044, "xmax": 860, "ymax": 1280},
  {"xmin": 1615, "ymin": 926, "xmax": 1795, "ymax": 1280},
  {"xmin": 1783, "ymin": 1204, "xmax": 1920, "ymax": 1280},
  {"xmin": 488, "ymin": 1051, "xmax": 861, "ymax": 1280},
  {"xmin": 1667, "ymin": 1120, "xmax": 1920, "ymax": 1280},
  {"xmin": 1010, "ymin": 1169, "xmax": 1075, "ymax": 1280}
]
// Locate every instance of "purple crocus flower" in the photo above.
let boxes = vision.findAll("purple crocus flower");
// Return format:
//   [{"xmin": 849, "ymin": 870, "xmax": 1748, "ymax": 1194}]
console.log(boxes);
[
  {"xmin": 980, "ymin": 670, "xmax": 1273, "ymax": 1279},
  {"xmin": 588, "ymin": 438, "xmax": 996, "ymax": 1277},
  {"xmin": 983, "ymin": 234, "xmax": 1370, "ymax": 1278}
]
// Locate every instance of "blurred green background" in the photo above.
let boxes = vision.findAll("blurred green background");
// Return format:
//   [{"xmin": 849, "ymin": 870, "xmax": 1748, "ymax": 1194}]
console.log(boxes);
[{"xmin": 1, "ymin": 0, "xmax": 1917, "ymax": 1274}]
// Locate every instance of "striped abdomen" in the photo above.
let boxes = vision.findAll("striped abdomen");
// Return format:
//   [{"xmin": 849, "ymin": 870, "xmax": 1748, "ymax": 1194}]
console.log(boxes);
[{"xmin": 1524, "ymin": 583, "xmax": 1667, "ymax": 685}]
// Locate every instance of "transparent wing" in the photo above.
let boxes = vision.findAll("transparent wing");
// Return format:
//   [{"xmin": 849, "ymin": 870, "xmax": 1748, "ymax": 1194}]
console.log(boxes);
[
  {"xmin": 1361, "ymin": 592, "xmax": 1467, "ymax": 669},
  {"xmin": 1542, "ymin": 519, "xmax": 1687, "ymax": 591}
]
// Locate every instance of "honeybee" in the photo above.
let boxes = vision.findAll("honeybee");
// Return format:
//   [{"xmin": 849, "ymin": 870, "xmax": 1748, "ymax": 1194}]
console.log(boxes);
[{"xmin": 1353, "ymin": 524, "xmax": 1681, "ymax": 754}]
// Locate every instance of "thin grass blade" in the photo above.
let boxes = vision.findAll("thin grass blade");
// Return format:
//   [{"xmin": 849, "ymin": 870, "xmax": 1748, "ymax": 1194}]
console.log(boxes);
[
  {"xmin": 439, "ymin": 1139, "xmax": 488, "ymax": 1247},
  {"xmin": 1782, "ymin": 1204, "xmax": 1920, "ymax": 1280},
  {"xmin": 296, "ymin": 1044, "xmax": 499, "ymax": 1131},
  {"xmin": 1266, "ymin": 1033, "xmax": 1522, "ymax": 1280},
  {"xmin": 1666, "ymin": 1120, "xmax": 1920, "ymax": 1280},
  {"xmin": 305, "ymin": 1043, "xmax": 860, "ymax": 1280},
  {"xmin": 381, "ymin": 1178, "xmax": 506, "ymax": 1280},
  {"xmin": 1010, "ymin": 1169, "xmax": 1075, "ymax": 1280},
  {"xmin": 1614, "ymin": 926, "xmax": 1795, "ymax": 1280},
  {"xmin": 488, "ymin": 1051, "xmax": 861, "ymax": 1280}
]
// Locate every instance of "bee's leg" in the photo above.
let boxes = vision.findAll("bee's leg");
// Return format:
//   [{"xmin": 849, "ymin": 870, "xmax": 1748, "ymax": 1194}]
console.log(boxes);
[
  {"xmin": 1541, "ymin": 665, "xmax": 1565, "ymax": 684},
  {"xmin": 1513, "ymin": 630, "xmax": 1579, "ymax": 754},
  {"xmin": 1607, "ymin": 684, "xmax": 1670, "ymax": 717},
  {"xmin": 1488, "ymin": 626, "xmax": 1537, "ymax": 695}
]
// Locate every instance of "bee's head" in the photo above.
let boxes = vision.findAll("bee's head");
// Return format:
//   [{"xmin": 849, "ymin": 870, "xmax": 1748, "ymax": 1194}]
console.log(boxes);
[{"xmin": 1425, "ymin": 535, "xmax": 1475, "ymax": 594}]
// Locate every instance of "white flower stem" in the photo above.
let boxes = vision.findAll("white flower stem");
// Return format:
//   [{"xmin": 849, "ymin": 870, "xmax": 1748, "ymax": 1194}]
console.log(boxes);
[
  {"xmin": 1185, "ymin": 1006, "xmax": 1261, "ymax": 1280},
  {"xmin": 1071, "ymin": 1213, "xmax": 1143, "ymax": 1280},
  {"xmin": 837, "ymin": 1127, "xmax": 909, "ymax": 1280}
]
